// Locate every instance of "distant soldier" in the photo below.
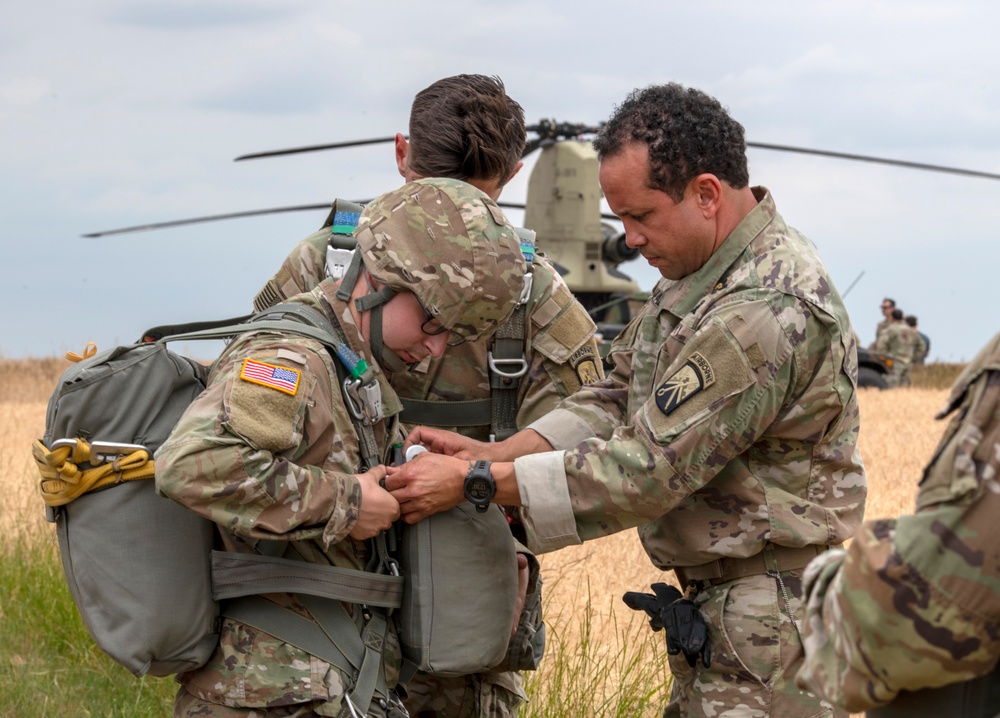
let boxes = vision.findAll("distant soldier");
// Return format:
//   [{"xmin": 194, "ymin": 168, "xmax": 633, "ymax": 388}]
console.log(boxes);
[
  {"xmin": 873, "ymin": 297, "xmax": 896, "ymax": 346},
  {"xmin": 906, "ymin": 314, "xmax": 929, "ymax": 365},
  {"xmin": 797, "ymin": 329, "xmax": 1000, "ymax": 715},
  {"xmin": 874, "ymin": 308, "xmax": 917, "ymax": 387}
]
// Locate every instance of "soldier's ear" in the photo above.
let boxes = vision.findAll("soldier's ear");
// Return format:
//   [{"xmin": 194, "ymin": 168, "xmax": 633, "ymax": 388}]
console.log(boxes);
[
  {"xmin": 690, "ymin": 174, "xmax": 722, "ymax": 218},
  {"xmin": 394, "ymin": 134, "xmax": 409, "ymax": 179}
]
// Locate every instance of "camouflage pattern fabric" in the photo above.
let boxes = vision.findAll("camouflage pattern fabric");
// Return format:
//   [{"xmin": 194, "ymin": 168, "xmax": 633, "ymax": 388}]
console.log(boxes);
[
  {"xmin": 255, "ymin": 194, "xmax": 603, "ymax": 718},
  {"xmin": 258, "ymin": 209, "xmax": 603, "ymax": 440},
  {"xmin": 874, "ymin": 318, "xmax": 890, "ymax": 346},
  {"xmin": 356, "ymin": 178, "xmax": 526, "ymax": 344},
  {"xmin": 796, "ymin": 330, "xmax": 1000, "ymax": 713},
  {"xmin": 514, "ymin": 188, "xmax": 865, "ymax": 715},
  {"xmin": 874, "ymin": 321, "xmax": 918, "ymax": 387},
  {"xmin": 157, "ymin": 280, "xmax": 404, "ymax": 717}
]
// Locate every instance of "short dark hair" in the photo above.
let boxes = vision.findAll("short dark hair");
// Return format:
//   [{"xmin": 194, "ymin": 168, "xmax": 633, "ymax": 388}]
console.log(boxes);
[
  {"xmin": 407, "ymin": 74, "xmax": 525, "ymax": 186},
  {"xmin": 905, "ymin": 315, "xmax": 918, "ymax": 327},
  {"xmin": 593, "ymin": 83, "xmax": 750, "ymax": 202},
  {"xmin": 883, "ymin": 297, "xmax": 896, "ymax": 308},
  {"xmin": 891, "ymin": 308, "xmax": 904, "ymax": 321}
]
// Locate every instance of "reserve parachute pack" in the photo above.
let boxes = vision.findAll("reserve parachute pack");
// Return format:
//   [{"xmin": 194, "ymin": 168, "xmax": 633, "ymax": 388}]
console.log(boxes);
[{"xmin": 31, "ymin": 302, "xmax": 522, "ymax": 696}]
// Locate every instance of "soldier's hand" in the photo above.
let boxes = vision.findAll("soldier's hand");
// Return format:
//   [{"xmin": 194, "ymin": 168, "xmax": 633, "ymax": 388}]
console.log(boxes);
[
  {"xmin": 349, "ymin": 465, "xmax": 400, "ymax": 540},
  {"xmin": 384, "ymin": 452, "xmax": 466, "ymax": 523},
  {"xmin": 404, "ymin": 426, "xmax": 487, "ymax": 460}
]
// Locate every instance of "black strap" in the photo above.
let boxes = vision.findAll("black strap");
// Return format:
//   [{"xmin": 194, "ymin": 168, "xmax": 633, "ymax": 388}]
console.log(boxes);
[{"xmin": 399, "ymin": 397, "xmax": 493, "ymax": 427}]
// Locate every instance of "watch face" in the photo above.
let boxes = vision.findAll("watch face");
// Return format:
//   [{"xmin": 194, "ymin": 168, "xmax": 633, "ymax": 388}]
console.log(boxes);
[{"xmin": 466, "ymin": 477, "xmax": 493, "ymax": 502}]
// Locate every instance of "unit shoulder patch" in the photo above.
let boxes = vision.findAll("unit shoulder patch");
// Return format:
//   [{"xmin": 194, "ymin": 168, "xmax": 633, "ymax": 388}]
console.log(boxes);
[
  {"xmin": 240, "ymin": 358, "xmax": 301, "ymax": 396},
  {"xmin": 655, "ymin": 352, "xmax": 715, "ymax": 415},
  {"xmin": 570, "ymin": 345, "xmax": 602, "ymax": 385}
]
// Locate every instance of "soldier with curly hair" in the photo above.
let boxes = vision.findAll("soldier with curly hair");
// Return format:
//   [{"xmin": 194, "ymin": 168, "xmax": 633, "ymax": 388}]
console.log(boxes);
[{"xmin": 388, "ymin": 83, "xmax": 865, "ymax": 717}]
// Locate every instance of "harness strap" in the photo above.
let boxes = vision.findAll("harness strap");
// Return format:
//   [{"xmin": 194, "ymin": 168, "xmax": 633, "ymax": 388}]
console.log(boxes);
[
  {"xmin": 211, "ymin": 551, "xmax": 403, "ymax": 608},
  {"xmin": 399, "ymin": 397, "xmax": 493, "ymax": 428},
  {"xmin": 488, "ymin": 303, "xmax": 529, "ymax": 441},
  {"xmin": 139, "ymin": 314, "xmax": 255, "ymax": 343}
]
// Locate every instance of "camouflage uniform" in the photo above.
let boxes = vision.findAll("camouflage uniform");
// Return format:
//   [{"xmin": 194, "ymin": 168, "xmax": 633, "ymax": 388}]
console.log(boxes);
[
  {"xmin": 874, "ymin": 321, "xmax": 918, "ymax": 387},
  {"xmin": 257, "ymin": 196, "xmax": 601, "ymax": 718},
  {"xmin": 797, "ymin": 330, "xmax": 1000, "ymax": 714},
  {"xmin": 261, "ymin": 226, "xmax": 604, "ymax": 438},
  {"xmin": 512, "ymin": 188, "xmax": 866, "ymax": 717},
  {"xmin": 159, "ymin": 178, "xmax": 527, "ymax": 718},
  {"xmin": 874, "ymin": 318, "xmax": 890, "ymax": 346},
  {"xmin": 158, "ymin": 281, "xmax": 406, "ymax": 718}
]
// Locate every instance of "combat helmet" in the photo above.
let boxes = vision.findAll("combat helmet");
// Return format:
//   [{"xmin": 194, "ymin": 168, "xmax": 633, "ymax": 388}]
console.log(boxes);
[{"xmin": 336, "ymin": 177, "xmax": 525, "ymax": 371}]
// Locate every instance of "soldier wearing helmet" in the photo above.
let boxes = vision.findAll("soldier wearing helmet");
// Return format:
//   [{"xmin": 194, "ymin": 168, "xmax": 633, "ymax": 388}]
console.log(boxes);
[
  {"xmin": 157, "ymin": 178, "xmax": 525, "ymax": 718},
  {"xmin": 253, "ymin": 74, "xmax": 604, "ymax": 718}
]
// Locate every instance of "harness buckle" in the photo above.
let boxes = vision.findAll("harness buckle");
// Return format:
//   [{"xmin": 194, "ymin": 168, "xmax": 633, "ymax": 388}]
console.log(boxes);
[{"xmin": 487, "ymin": 352, "xmax": 528, "ymax": 380}]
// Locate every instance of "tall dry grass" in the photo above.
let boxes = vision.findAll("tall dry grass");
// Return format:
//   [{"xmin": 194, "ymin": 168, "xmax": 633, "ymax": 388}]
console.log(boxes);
[{"xmin": 1, "ymin": 358, "xmax": 960, "ymax": 716}]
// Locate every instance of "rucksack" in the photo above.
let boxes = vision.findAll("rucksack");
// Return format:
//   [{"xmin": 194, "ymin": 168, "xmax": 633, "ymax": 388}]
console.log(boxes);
[{"xmin": 31, "ymin": 307, "xmax": 406, "ymax": 684}]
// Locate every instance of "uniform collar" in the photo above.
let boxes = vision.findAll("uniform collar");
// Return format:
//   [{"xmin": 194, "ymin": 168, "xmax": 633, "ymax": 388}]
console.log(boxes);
[{"xmin": 658, "ymin": 186, "xmax": 774, "ymax": 317}]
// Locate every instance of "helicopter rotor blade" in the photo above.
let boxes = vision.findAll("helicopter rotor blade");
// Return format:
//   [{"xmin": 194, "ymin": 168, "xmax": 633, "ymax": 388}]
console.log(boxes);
[
  {"xmin": 82, "ymin": 204, "xmax": 335, "ymax": 238},
  {"xmin": 234, "ymin": 136, "xmax": 398, "ymax": 162},
  {"xmin": 747, "ymin": 141, "xmax": 1000, "ymax": 181},
  {"xmin": 497, "ymin": 200, "xmax": 620, "ymax": 223}
]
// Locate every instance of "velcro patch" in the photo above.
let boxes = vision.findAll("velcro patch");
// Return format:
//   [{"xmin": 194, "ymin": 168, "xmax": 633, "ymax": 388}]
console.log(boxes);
[
  {"xmin": 655, "ymin": 352, "xmax": 715, "ymax": 415},
  {"xmin": 240, "ymin": 358, "xmax": 301, "ymax": 396}
]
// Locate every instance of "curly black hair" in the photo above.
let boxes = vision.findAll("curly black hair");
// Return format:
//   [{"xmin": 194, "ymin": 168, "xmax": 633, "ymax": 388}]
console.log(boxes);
[{"xmin": 593, "ymin": 83, "xmax": 749, "ymax": 202}]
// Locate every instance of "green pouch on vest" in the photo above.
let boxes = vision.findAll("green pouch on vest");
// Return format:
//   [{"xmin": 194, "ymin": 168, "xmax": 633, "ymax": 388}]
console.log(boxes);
[{"xmin": 397, "ymin": 504, "xmax": 518, "ymax": 677}]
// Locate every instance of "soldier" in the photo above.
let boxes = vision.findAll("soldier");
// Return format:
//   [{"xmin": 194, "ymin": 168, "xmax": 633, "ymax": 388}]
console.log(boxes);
[
  {"xmin": 874, "ymin": 308, "xmax": 918, "ymax": 387},
  {"xmin": 254, "ymin": 74, "xmax": 604, "ymax": 717},
  {"xmin": 387, "ymin": 82, "xmax": 866, "ymax": 717},
  {"xmin": 873, "ymin": 297, "xmax": 896, "ymax": 345},
  {"xmin": 906, "ymin": 314, "xmax": 929, "ymax": 365},
  {"xmin": 797, "ymin": 330, "xmax": 1000, "ymax": 716},
  {"xmin": 156, "ymin": 178, "xmax": 526, "ymax": 718}
]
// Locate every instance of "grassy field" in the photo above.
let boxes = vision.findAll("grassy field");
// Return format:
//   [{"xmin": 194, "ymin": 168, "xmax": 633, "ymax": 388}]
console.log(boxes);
[{"xmin": 0, "ymin": 358, "xmax": 964, "ymax": 717}]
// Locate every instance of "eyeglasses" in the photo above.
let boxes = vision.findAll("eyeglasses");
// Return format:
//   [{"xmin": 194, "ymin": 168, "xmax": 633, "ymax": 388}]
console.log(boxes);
[{"xmin": 416, "ymin": 297, "xmax": 448, "ymax": 336}]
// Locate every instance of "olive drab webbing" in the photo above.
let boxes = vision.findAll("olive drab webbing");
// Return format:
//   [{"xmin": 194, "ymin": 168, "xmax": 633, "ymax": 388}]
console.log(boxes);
[
  {"xmin": 252, "ymin": 199, "xmax": 365, "ymax": 313},
  {"xmin": 397, "ymin": 227, "xmax": 537, "ymax": 441}
]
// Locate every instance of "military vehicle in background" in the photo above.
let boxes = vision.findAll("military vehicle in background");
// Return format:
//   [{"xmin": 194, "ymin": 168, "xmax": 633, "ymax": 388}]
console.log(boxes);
[
  {"xmin": 85, "ymin": 118, "xmax": 1000, "ymax": 363},
  {"xmin": 857, "ymin": 347, "xmax": 892, "ymax": 389}
]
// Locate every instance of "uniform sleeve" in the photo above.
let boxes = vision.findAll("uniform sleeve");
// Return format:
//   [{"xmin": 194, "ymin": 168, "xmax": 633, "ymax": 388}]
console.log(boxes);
[
  {"xmin": 518, "ymin": 299, "xmax": 811, "ymax": 551},
  {"xmin": 156, "ymin": 333, "xmax": 363, "ymax": 548},
  {"xmin": 516, "ymin": 259, "xmax": 604, "ymax": 427},
  {"xmin": 796, "ymin": 335, "xmax": 1000, "ymax": 712},
  {"xmin": 253, "ymin": 230, "xmax": 328, "ymax": 310}
]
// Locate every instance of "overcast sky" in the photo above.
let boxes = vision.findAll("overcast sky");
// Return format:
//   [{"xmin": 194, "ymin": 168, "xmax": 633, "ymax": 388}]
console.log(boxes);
[{"xmin": 3, "ymin": 0, "xmax": 999, "ymax": 363}]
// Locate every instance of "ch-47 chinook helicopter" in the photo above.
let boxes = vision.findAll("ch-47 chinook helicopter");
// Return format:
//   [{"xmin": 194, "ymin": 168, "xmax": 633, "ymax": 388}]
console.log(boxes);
[{"xmin": 85, "ymin": 119, "xmax": 1000, "ymax": 385}]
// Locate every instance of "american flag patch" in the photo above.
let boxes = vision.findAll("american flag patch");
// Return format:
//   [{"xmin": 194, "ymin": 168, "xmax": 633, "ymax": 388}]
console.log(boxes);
[{"xmin": 240, "ymin": 358, "xmax": 301, "ymax": 396}]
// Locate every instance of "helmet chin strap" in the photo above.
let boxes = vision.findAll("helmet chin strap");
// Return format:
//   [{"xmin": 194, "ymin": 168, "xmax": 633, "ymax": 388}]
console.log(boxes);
[{"xmin": 336, "ymin": 252, "xmax": 410, "ymax": 375}]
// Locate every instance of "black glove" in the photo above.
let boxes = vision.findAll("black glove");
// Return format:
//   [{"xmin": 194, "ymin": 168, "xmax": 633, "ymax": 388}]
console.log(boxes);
[{"xmin": 623, "ymin": 582, "xmax": 711, "ymax": 668}]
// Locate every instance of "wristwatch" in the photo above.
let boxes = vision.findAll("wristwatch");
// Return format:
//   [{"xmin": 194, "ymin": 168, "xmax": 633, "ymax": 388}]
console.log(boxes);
[{"xmin": 463, "ymin": 460, "xmax": 496, "ymax": 513}]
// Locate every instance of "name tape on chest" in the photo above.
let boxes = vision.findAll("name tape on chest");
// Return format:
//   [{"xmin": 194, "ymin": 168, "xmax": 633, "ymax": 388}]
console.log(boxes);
[
  {"xmin": 240, "ymin": 358, "xmax": 301, "ymax": 396},
  {"xmin": 655, "ymin": 352, "xmax": 715, "ymax": 415}
]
